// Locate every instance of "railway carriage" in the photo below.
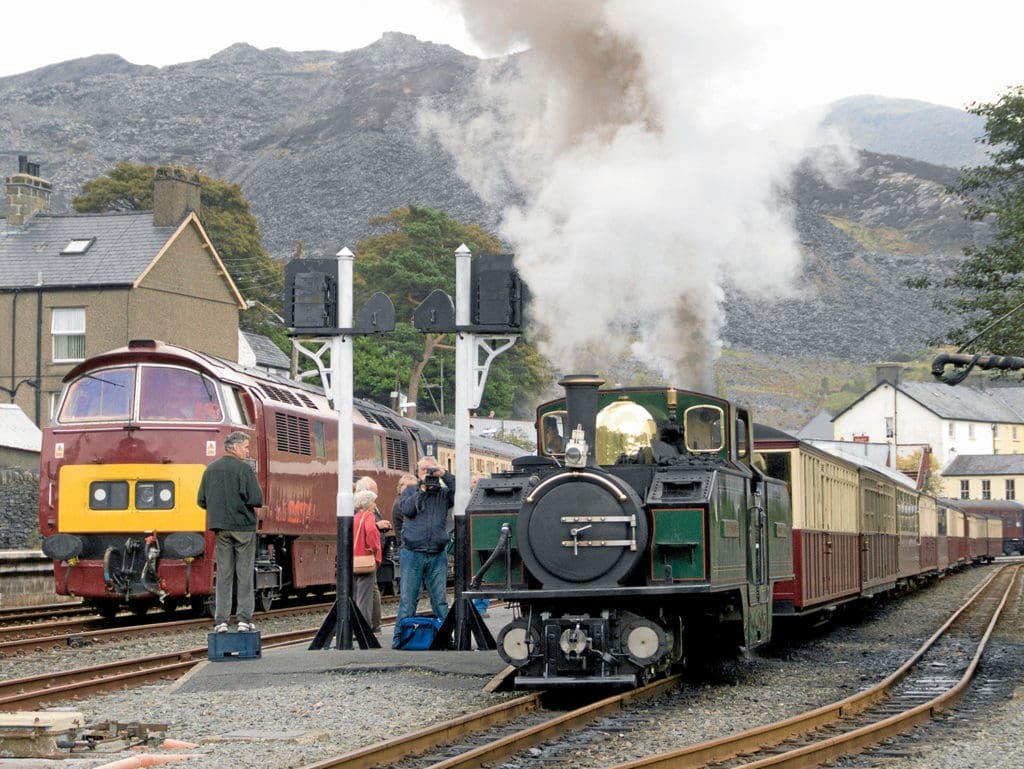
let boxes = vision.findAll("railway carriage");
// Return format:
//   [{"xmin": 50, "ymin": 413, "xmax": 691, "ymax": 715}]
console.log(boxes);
[
  {"xmin": 754, "ymin": 429, "xmax": 861, "ymax": 613},
  {"xmin": 918, "ymin": 494, "xmax": 940, "ymax": 576},
  {"xmin": 38, "ymin": 340, "xmax": 419, "ymax": 617},
  {"xmin": 950, "ymin": 499, "xmax": 1024, "ymax": 556}
]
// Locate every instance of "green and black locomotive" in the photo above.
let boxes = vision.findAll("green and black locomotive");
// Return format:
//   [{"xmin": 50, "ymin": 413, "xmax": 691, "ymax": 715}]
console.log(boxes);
[{"xmin": 464, "ymin": 375, "xmax": 794, "ymax": 688}]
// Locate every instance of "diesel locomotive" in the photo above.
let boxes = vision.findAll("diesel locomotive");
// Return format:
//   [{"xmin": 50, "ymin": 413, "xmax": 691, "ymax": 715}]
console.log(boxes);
[
  {"xmin": 464, "ymin": 375, "xmax": 794, "ymax": 688},
  {"xmin": 37, "ymin": 339, "xmax": 418, "ymax": 617},
  {"xmin": 463, "ymin": 376, "xmax": 999, "ymax": 689}
]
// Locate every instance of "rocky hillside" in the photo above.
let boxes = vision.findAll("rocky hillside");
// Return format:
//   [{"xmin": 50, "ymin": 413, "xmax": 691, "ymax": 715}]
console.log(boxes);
[{"xmin": 0, "ymin": 34, "xmax": 994, "ymax": 427}]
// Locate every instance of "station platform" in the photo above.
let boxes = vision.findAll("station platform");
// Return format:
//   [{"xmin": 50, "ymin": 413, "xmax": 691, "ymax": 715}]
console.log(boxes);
[{"xmin": 173, "ymin": 604, "xmax": 512, "ymax": 695}]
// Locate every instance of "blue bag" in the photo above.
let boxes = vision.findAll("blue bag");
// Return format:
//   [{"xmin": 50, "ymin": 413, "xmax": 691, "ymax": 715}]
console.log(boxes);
[{"xmin": 393, "ymin": 616, "xmax": 442, "ymax": 650}]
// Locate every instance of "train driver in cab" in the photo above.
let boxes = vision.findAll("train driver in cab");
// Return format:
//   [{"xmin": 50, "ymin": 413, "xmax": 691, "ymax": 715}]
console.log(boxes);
[{"xmin": 544, "ymin": 416, "xmax": 565, "ymax": 454}]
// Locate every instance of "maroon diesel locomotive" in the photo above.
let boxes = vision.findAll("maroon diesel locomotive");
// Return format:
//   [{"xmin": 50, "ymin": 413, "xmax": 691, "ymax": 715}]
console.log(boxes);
[{"xmin": 37, "ymin": 339, "xmax": 418, "ymax": 617}]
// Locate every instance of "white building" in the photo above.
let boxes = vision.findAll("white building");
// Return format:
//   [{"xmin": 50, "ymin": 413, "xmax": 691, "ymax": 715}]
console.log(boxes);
[{"xmin": 832, "ymin": 367, "xmax": 1024, "ymax": 470}]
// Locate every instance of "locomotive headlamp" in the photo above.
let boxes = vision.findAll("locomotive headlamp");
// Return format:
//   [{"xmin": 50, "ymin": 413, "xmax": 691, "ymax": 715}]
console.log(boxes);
[
  {"xmin": 623, "ymin": 620, "xmax": 668, "ymax": 665},
  {"xmin": 496, "ymin": 620, "xmax": 539, "ymax": 667},
  {"xmin": 563, "ymin": 425, "xmax": 589, "ymax": 468},
  {"xmin": 90, "ymin": 481, "xmax": 129, "ymax": 510},
  {"xmin": 135, "ymin": 481, "xmax": 175, "ymax": 509}
]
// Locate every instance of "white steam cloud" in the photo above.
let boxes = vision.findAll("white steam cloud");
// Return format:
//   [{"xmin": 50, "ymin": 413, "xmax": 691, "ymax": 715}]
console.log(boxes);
[{"xmin": 421, "ymin": 0, "xmax": 826, "ymax": 389}]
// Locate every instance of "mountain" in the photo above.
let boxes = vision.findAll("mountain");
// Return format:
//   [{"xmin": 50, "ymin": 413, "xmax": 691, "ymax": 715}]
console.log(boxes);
[
  {"xmin": 0, "ymin": 35, "xmax": 995, "ymax": 427},
  {"xmin": 822, "ymin": 95, "xmax": 989, "ymax": 168}
]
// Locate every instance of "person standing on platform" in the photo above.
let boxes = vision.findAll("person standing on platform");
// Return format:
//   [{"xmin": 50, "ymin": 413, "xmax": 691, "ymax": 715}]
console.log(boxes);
[
  {"xmin": 198, "ymin": 431, "xmax": 263, "ymax": 633},
  {"xmin": 352, "ymin": 488, "xmax": 383, "ymax": 629},
  {"xmin": 354, "ymin": 476, "xmax": 391, "ymax": 632},
  {"xmin": 394, "ymin": 458, "xmax": 454, "ymax": 643}
]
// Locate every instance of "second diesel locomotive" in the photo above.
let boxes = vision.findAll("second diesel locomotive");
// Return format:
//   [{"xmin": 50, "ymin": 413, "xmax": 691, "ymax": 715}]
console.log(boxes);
[{"xmin": 464, "ymin": 375, "xmax": 793, "ymax": 687}]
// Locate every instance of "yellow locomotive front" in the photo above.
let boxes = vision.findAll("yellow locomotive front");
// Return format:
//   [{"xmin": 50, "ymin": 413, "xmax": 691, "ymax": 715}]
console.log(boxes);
[{"xmin": 39, "ymin": 353, "xmax": 232, "ymax": 616}]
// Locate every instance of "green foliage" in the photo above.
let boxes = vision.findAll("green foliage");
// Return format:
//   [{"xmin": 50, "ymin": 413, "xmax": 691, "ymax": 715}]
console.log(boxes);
[
  {"xmin": 73, "ymin": 162, "xmax": 285, "ymax": 343},
  {"xmin": 940, "ymin": 86, "xmax": 1024, "ymax": 354}
]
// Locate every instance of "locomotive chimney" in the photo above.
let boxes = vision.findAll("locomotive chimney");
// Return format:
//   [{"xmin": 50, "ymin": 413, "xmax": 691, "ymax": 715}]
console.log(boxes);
[{"xmin": 559, "ymin": 374, "xmax": 605, "ymax": 461}]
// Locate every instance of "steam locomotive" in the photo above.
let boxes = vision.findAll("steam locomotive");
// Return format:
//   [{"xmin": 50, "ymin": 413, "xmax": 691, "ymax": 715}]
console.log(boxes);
[
  {"xmin": 463, "ymin": 375, "xmax": 996, "ymax": 689},
  {"xmin": 464, "ymin": 375, "xmax": 792, "ymax": 687}
]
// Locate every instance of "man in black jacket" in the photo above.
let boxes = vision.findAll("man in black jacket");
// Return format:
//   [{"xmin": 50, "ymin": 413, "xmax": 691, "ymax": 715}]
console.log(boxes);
[
  {"xmin": 198, "ymin": 431, "xmax": 263, "ymax": 633},
  {"xmin": 394, "ymin": 457, "xmax": 454, "ymax": 642}
]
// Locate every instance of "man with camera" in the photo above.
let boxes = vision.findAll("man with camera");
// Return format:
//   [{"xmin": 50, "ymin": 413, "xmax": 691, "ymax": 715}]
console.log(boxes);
[{"xmin": 394, "ymin": 457, "xmax": 455, "ymax": 642}]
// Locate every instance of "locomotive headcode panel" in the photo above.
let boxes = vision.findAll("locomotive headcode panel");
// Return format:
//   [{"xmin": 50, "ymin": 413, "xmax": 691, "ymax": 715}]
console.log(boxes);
[{"xmin": 465, "ymin": 375, "xmax": 793, "ymax": 689}]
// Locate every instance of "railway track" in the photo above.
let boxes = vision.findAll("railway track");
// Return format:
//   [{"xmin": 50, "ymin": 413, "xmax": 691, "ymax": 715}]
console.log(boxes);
[
  {"xmin": 271, "ymin": 565, "xmax": 1018, "ymax": 769},
  {"xmin": 0, "ymin": 601, "xmax": 336, "ymax": 654},
  {"xmin": 599, "ymin": 563, "xmax": 1020, "ymax": 769},
  {"xmin": 0, "ymin": 626, "xmax": 318, "ymax": 710},
  {"xmin": 295, "ymin": 675, "xmax": 684, "ymax": 769}
]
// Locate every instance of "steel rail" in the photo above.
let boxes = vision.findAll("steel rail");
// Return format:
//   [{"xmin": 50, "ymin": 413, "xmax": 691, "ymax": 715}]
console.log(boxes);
[
  {"xmin": 296, "ymin": 675, "xmax": 684, "ymax": 769},
  {"xmin": 608, "ymin": 564, "xmax": 1019, "ymax": 769}
]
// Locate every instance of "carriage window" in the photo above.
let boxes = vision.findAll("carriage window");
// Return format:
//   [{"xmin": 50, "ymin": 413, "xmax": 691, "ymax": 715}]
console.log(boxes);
[
  {"xmin": 59, "ymin": 367, "xmax": 134, "ymax": 422},
  {"xmin": 684, "ymin": 405, "xmax": 724, "ymax": 453},
  {"xmin": 138, "ymin": 366, "xmax": 222, "ymax": 422},
  {"xmin": 595, "ymin": 401, "xmax": 656, "ymax": 465}
]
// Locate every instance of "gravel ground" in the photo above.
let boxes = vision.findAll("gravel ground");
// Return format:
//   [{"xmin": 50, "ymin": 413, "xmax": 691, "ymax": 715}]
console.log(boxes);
[{"xmin": 4, "ymin": 563, "xmax": 1022, "ymax": 769}]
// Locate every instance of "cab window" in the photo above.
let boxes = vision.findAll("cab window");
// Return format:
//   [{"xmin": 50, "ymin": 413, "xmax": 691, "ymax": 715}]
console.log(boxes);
[
  {"xmin": 138, "ymin": 366, "xmax": 222, "ymax": 422},
  {"xmin": 684, "ymin": 405, "xmax": 724, "ymax": 453},
  {"xmin": 59, "ymin": 367, "xmax": 134, "ymax": 422},
  {"xmin": 542, "ymin": 412, "xmax": 567, "ymax": 455}
]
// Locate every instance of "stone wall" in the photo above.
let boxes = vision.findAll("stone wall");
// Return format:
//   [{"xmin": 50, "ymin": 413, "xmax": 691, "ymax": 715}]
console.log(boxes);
[{"xmin": 0, "ymin": 467, "xmax": 40, "ymax": 550}]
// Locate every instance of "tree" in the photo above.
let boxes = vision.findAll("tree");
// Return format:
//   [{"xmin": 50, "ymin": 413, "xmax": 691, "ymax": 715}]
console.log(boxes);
[
  {"xmin": 940, "ymin": 86, "xmax": 1024, "ymax": 353},
  {"xmin": 353, "ymin": 206, "xmax": 550, "ymax": 416},
  {"xmin": 73, "ymin": 162, "xmax": 286, "ymax": 348}
]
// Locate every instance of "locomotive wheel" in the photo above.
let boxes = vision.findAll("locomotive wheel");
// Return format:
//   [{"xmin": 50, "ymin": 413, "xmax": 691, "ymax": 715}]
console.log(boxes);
[
  {"xmin": 161, "ymin": 597, "xmax": 180, "ymax": 614},
  {"xmin": 93, "ymin": 600, "xmax": 119, "ymax": 619},
  {"xmin": 128, "ymin": 600, "xmax": 150, "ymax": 617}
]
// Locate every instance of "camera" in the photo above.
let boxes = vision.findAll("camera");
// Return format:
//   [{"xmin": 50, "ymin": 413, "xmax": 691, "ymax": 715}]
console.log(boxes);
[{"xmin": 422, "ymin": 474, "xmax": 443, "ymax": 491}]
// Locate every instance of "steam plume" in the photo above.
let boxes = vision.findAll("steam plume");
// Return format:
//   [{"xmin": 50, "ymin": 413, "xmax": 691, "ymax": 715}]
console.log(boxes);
[{"xmin": 422, "ymin": 0, "xmax": 822, "ymax": 389}]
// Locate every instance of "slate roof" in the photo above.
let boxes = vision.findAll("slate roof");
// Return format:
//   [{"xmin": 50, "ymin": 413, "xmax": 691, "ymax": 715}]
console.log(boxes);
[
  {"xmin": 837, "ymin": 380, "xmax": 1024, "ymax": 424},
  {"xmin": 943, "ymin": 454, "xmax": 1024, "ymax": 475},
  {"xmin": 0, "ymin": 404, "xmax": 42, "ymax": 451},
  {"xmin": 240, "ymin": 331, "xmax": 291, "ymax": 371},
  {"xmin": 0, "ymin": 211, "xmax": 177, "ymax": 288}
]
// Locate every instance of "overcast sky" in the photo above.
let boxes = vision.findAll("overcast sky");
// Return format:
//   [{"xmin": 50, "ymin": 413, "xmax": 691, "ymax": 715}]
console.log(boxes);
[{"xmin": 0, "ymin": 1, "xmax": 1020, "ymax": 114}]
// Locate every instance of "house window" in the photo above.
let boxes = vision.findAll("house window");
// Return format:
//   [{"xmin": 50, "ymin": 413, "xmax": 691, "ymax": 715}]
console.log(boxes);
[
  {"xmin": 968, "ymin": 423, "xmax": 975, "ymax": 440},
  {"xmin": 52, "ymin": 308, "xmax": 86, "ymax": 362},
  {"xmin": 1006, "ymin": 479, "xmax": 1016, "ymax": 500},
  {"xmin": 959, "ymin": 480, "xmax": 969, "ymax": 499},
  {"xmin": 884, "ymin": 417, "xmax": 894, "ymax": 438},
  {"xmin": 948, "ymin": 422, "xmax": 955, "ymax": 438},
  {"xmin": 982, "ymin": 479, "xmax": 991, "ymax": 500},
  {"xmin": 1014, "ymin": 426, "xmax": 1020, "ymax": 440}
]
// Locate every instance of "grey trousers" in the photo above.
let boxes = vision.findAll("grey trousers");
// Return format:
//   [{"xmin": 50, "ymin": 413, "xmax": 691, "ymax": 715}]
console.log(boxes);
[
  {"xmin": 214, "ymin": 529, "xmax": 257, "ymax": 625},
  {"xmin": 354, "ymin": 571, "xmax": 376, "ymax": 629}
]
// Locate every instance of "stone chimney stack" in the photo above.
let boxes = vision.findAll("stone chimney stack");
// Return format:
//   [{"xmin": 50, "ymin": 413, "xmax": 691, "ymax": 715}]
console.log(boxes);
[
  {"xmin": 152, "ymin": 166, "xmax": 201, "ymax": 227},
  {"xmin": 5, "ymin": 155, "xmax": 52, "ymax": 227},
  {"xmin": 875, "ymin": 363, "xmax": 902, "ymax": 386}
]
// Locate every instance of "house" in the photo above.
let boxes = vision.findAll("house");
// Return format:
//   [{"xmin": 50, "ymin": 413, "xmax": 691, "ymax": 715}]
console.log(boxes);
[
  {"xmin": 941, "ymin": 454, "xmax": 1024, "ymax": 501},
  {"xmin": 832, "ymin": 365, "xmax": 1024, "ymax": 470},
  {"xmin": 1, "ymin": 158, "xmax": 245, "ymax": 426},
  {"xmin": 239, "ymin": 331, "xmax": 293, "ymax": 378},
  {"xmin": 0, "ymin": 403, "xmax": 41, "ymax": 472}
]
